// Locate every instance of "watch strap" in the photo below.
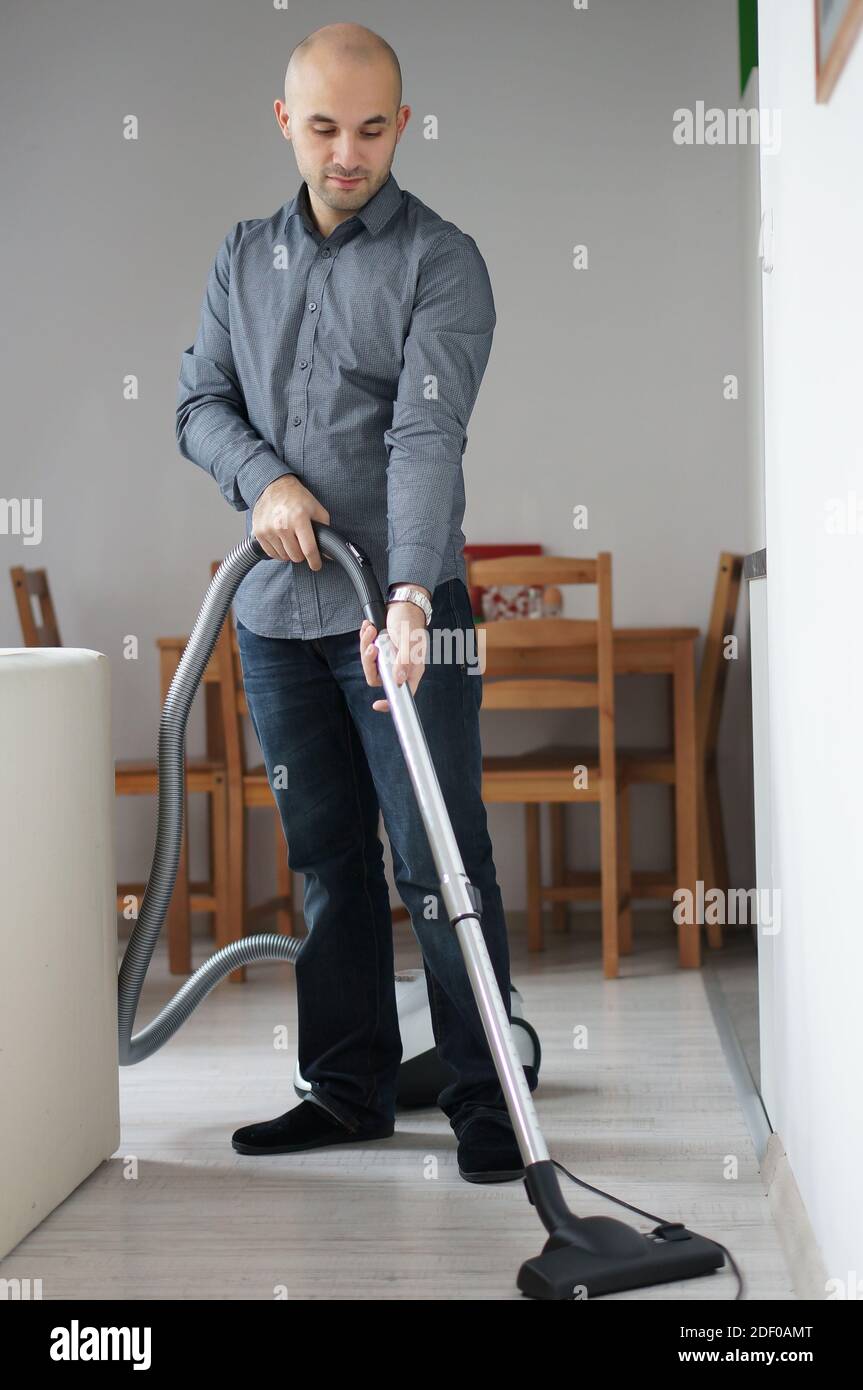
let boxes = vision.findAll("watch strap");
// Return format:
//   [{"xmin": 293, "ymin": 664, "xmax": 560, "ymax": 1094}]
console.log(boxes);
[{"xmin": 387, "ymin": 584, "xmax": 432, "ymax": 626}]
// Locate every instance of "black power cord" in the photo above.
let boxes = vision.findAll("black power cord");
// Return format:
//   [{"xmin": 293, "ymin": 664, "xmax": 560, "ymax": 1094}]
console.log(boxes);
[{"xmin": 550, "ymin": 1157, "xmax": 745, "ymax": 1300}]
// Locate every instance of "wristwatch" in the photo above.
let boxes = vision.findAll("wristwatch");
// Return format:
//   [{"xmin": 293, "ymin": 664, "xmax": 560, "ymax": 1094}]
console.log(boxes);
[{"xmin": 387, "ymin": 584, "xmax": 433, "ymax": 626}]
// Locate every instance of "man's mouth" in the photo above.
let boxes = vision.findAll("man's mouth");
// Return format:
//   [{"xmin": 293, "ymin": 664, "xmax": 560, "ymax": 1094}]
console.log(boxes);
[{"xmin": 328, "ymin": 175, "xmax": 363, "ymax": 187}]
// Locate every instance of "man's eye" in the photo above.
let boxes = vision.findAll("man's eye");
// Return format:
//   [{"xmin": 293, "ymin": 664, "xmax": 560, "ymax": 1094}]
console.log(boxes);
[{"xmin": 313, "ymin": 128, "xmax": 381, "ymax": 138}]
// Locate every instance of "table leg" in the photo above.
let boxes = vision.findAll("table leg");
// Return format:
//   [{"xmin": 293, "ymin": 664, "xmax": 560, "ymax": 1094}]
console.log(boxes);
[
  {"xmin": 525, "ymin": 804, "xmax": 543, "ymax": 951},
  {"xmin": 673, "ymin": 638, "xmax": 700, "ymax": 968},
  {"xmin": 550, "ymin": 803, "xmax": 568, "ymax": 933}
]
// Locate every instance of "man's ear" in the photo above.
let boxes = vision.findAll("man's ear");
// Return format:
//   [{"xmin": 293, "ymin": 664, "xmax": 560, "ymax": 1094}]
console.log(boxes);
[
  {"xmin": 395, "ymin": 105, "xmax": 412, "ymax": 142},
  {"xmin": 273, "ymin": 99, "xmax": 292, "ymax": 141}
]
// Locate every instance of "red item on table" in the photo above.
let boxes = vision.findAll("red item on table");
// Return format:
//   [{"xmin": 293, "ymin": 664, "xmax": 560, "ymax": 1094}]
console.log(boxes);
[{"xmin": 462, "ymin": 543, "xmax": 544, "ymax": 619}]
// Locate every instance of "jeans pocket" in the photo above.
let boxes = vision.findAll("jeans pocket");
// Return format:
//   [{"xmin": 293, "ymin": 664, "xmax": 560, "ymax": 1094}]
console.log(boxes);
[{"xmin": 450, "ymin": 577, "xmax": 473, "ymax": 617}]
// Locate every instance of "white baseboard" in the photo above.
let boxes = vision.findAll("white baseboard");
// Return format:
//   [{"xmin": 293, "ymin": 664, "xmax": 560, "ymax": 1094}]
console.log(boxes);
[{"xmin": 761, "ymin": 1134, "xmax": 828, "ymax": 1300}]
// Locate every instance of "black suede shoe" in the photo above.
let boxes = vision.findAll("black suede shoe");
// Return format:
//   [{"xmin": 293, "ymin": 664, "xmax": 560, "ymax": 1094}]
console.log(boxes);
[
  {"xmin": 232, "ymin": 1100, "xmax": 394, "ymax": 1156},
  {"xmin": 457, "ymin": 1110, "xmax": 525, "ymax": 1184}
]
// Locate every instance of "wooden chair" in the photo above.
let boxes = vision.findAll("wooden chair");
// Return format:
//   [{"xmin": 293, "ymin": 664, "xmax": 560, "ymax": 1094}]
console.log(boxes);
[
  {"xmin": 615, "ymin": 552, "xmax": 744, "ymax": 951},
  {"xmin": 113, "ymin": 759, "xmax": 230, "ymax": 972},
  {"xmin": 467, "ymin": 553, "xmax": 627, "ymax": 978},
  {"xmin": 10, "ymin": 564, "xmax": 231, "ymax": 974},
  {"xmin": 207, "ymin": 562, "xmax": 413, "ymax": 953},
  {"xmin": 210, "ymin": 575, "xmax": 297, "ymax": 981}
]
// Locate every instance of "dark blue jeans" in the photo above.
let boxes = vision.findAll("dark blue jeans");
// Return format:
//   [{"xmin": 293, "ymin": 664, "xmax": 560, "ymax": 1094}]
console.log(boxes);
[{"xmin": 235, "ymin": 576, "xmax": 513, "ymax": 1140}]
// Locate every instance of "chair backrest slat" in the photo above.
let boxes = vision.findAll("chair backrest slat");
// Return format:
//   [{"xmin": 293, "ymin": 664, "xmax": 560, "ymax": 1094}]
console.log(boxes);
[
  {"xmin": 468, "ymin": 556, "xmax": 597, "ymax": 587},
  {"xmin": 696, "ymin": 552, "xmax": 743, "ymax": 762},
  {"xmin": 211, "ymin": 562, "xmax": 251, "ymax": 780},
  {"xmin": 9, "ymin": 566, "xmax": 62, "ymax": 646}
]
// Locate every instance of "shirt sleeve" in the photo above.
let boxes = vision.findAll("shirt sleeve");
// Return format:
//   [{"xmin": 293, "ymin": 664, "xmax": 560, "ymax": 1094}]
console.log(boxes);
[
  {"xmin": 384, "ymin": 230, "xmax": 496, "ymax": 593},
  {"xmin": 176, "ymin": 227, "xmax": 294, "ymax": 513}
]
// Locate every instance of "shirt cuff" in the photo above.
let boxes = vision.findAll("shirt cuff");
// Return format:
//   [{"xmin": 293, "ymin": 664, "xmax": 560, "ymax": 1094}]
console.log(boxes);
[
  {"xmin": 236, "ymin": 453, "xmax": 297, "ymax": 512},
  {"xmin": 387, "ymin": 544, "xmax": 443, "ymax": 595}
]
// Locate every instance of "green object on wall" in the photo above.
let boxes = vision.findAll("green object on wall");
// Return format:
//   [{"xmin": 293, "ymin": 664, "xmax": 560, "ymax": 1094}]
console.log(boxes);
[{"xmin": 739, "ymin": 0, "xmax": 759, "ymax": 93}]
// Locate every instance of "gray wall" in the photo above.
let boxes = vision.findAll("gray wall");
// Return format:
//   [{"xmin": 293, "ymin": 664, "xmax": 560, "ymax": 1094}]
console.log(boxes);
[{"xmin": 0, "ymin": 0, "xmax": 753, "ymax": 915}]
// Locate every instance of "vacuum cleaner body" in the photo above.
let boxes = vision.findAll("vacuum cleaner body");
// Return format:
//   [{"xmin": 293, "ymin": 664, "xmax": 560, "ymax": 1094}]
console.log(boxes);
[{"xmin": 293, "ymin": 971, "xmax": 541, "ymax": 1109}]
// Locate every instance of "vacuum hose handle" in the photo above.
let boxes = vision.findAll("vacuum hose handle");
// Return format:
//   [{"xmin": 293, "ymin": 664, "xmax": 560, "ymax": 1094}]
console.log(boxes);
[{"xmin": 250, "ymin": 522, "xmax": 388, "ymax": 631}]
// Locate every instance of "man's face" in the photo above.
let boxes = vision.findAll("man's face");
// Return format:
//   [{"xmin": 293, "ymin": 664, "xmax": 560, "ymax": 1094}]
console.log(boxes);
[{"xmin": 277, "ymin": 55, "xmax": 409, "ymax": 213}]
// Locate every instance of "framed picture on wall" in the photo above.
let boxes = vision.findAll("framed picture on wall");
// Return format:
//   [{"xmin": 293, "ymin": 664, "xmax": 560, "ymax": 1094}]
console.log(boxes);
[{"xmin": 815, "ymin": 0, "xmax": 863, "ymax": 101}]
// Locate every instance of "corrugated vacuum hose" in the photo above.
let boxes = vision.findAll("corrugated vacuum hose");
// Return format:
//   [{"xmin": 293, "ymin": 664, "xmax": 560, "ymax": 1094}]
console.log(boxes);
[{"xmin": 116, "ymin": 527, "xmax": 386, "ymax": 1066}]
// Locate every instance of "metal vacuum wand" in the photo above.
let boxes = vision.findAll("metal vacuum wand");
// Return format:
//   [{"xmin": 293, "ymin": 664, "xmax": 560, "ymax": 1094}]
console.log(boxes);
[{"xmin": 313, "ymin": 525, "xmax": 725, "ymax": 1300}]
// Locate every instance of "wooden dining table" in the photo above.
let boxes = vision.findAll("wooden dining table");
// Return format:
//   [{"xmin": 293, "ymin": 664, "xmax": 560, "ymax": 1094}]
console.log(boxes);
[{"xmin": 157, "ymin": 622, "xmax": 701, "ymax": 970}]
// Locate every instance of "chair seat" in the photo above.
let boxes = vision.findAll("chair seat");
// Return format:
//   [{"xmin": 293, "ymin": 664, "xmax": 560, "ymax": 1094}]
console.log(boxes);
[
  {"xmin": 115, "ymin": 755, "xmax": 225, "ymax": 794},
  {"xmin": 482, "ymin": 744, "xmax": 618, "ymax": 803},
  {"xmin": 482, "ymin": 745, "xmax": 677, "ymax": 796},
  {"xmin": 483, "ymin": 743, "xmax": 600, "ymax": 774},
  {"xmin": 243, "ymin": 764, "xmax": 281, "ymax": 808},
  {"xmin": 245, "ymin": 763, "xmax": 269, "ymax": 780},
  {"xmin": 115, "ymin": 756, "xmax": 224, "ymax": 774},
  {"xmin": 618, "ymin": 748, "xmax": 675, "ymax": 784}
]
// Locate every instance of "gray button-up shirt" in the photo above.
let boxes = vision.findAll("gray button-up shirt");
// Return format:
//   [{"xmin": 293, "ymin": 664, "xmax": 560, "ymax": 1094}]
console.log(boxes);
[{"xmin": 176, "ymin": 172, "xmax": 496, "ymax": 639}]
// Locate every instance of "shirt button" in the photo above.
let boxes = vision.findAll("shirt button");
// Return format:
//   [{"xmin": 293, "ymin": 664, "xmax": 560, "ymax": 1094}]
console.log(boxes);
[
  {"xmin": 321, "ymin": 248, "xmax": 331, "ymax": 258},
  {"xmin": 308, "ymin": 301, "xmax": 317, "ymax": 312},
  {"xmin": 299, "ymin": 360, "xmax": 309, "ymax": 369},
  {"xmin": 292, "ymin": 415, "xmax": 301, "ymax": 426}
]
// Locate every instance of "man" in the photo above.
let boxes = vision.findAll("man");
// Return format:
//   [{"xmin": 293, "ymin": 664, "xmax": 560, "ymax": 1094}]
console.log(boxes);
[{"xmin": 176, "ymin": 22, "xmax": 525, "ymax": 1182}]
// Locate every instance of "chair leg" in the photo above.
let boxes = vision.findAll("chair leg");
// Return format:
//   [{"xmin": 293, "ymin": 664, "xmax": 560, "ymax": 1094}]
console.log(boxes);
[
  {"xmin": 225, "ymin": 787, "xmax": 246, "ymax": 983},
  {"xmin": 211, "ymin": 774, "xmax": 232, "ymax": 954},
  {"xmin": 617, "ymin": 784, "xmax": 633, "ymax": 955},
  {"xmin": 550, "ymin": 802, "xmax": 568, "ymax": 933},
  {"xmin": 167, "ymin": 788, "xmax": 192, "ymax": 975},
  {"xmin": 204, "ymin": 681, "xmax": 225, "ymax": 941},
  {"xmin": 204, "ymin": 786, "xmax": 216, "ymax": 940},
  {"xmin": 525, "ymin": 803, "xmax": 543, "ymax": 952},
  {"xmin": 599, "ymin": 782, "xmax": 620, "ymax": 979},
  {"xmin": 698, "ymin": 773, "xmax": 714, "ymax": 884},
  {"xmin": 273, "ymin": 807, "xmax": 295, "ymax": 936},
  {"xmin": 703, "ymin": 761, "xmax": 727, "ymax": 949},
  {"xmin": 707, "ymin": 766, "xmax": 730, "ymax": 893}
]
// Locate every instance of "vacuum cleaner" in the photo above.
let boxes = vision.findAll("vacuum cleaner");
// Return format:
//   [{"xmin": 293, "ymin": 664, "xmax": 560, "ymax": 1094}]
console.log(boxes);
[{"xmin": 117, "ymin": 523, "xmax": 729, "ymax": 1300}]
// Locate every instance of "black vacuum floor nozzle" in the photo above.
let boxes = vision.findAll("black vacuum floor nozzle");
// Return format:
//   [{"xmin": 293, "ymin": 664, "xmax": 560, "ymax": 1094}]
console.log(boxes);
[{"xmin": 517, "ymin": 1216, "xmax": 726, "ymax": 1300}]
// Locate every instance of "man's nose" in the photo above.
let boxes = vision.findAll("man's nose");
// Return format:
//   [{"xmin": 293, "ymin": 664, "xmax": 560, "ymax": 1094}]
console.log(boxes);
[{"xmin": 332, "ymin": 140, "xmax": 363, "ymax": 175}]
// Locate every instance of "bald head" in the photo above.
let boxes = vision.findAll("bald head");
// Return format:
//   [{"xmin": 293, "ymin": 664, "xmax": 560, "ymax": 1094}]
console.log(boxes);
[
  {"xmin": 274, "ymin": 21, "xmax": 408, "ymax": 233},
  {"xmin": 285, "ymin": 22, "xmax": 402, "ymax": 110}
]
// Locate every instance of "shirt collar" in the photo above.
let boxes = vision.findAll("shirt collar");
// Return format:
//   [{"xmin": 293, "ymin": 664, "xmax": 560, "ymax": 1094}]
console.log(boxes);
[{"xmin": 283, "ymin": 172, "xmax": 403, "ymax": 240}]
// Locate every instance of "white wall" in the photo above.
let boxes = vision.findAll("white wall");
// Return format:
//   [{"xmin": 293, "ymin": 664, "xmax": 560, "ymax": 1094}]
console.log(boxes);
[
  {"xmin": 0, "ymin": 0, "xmax": 750, "ymax": 912},
  {"xmin": 757, "ymin": 0, "xmax": 863, "ymax": 1282},
  {"xmin": 740, "ymin": 67, "xmax": 767, "ymax": 556}
]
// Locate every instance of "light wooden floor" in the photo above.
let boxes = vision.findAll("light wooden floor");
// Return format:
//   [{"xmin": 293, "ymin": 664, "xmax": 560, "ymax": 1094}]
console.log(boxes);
[{"xmin": 2, "ymin": 910, "xmax": 794, "ymax": 1300}]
